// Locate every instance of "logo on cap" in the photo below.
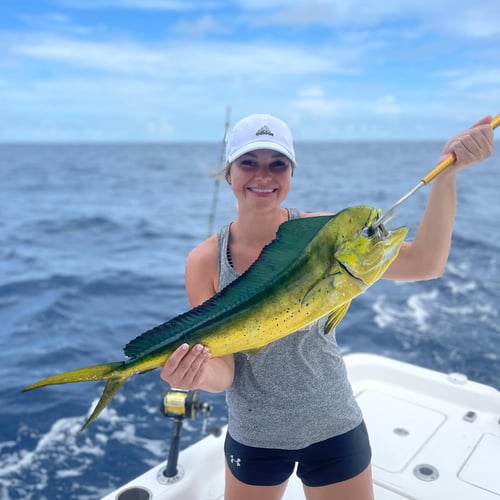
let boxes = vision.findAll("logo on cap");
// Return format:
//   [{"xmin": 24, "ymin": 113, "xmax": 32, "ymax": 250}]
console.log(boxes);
[{"xmin": 255, "ymin": 125, "xmax": 274, "ymax": 137}]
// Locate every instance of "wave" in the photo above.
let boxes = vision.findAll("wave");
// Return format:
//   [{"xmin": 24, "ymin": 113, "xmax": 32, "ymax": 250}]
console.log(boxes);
[
  {"xmin": 0, "ymin": 370, "xmax": 227, "ymax": 499},
  {"xmin": 2, "ymin": 141, "xmax": 498, "ymax": 499}
]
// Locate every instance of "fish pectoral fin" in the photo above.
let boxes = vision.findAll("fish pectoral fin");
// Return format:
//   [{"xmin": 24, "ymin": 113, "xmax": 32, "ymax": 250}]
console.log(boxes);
[
  {"xmin": 324, "ymin": 302, "xmax": 351, "ymax": 334},
  {"xmin": 301, "ymin": 273, "xmax": 341, "ymax": 307},
  {"xmin": 242, "ymin": 347, "xmax": 265, "ymax": 357}
]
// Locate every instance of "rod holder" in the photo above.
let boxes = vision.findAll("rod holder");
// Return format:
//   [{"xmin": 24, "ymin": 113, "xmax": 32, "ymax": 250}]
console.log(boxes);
[{"xmin": 159, "ymin": 389, "xmax": 218, "ymax": 483}]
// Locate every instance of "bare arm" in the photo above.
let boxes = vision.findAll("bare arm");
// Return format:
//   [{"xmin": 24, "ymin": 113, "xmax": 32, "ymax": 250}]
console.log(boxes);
[
  {"xmin": 160, "ymin": 236, "xmax": 235, "ymax": 392},
  {"xmin": 384, "ymin": 116, "xmax": 494, "ymax": 281}
]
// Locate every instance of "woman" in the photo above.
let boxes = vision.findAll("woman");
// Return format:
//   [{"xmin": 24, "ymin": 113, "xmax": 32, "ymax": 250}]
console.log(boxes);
[{"xmin": 160, "ymin": 113, "xmax": 494, "ymax": 500}]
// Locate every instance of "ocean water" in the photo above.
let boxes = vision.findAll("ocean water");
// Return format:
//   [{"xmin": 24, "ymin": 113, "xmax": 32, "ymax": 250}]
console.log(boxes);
[{"xmin": 1, "ymin": 141, "xmax": 499, "ymax": 499}]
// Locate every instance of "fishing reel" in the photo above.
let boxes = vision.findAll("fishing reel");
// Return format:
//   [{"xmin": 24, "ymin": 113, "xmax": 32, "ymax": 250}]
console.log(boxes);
[
  {"xmin": 160, "ymin": 389, "xmax": 222, "ymax": 483},
  {"xmin": 163, "ymin": 388, "xmax": 203, "ymax": 418}
]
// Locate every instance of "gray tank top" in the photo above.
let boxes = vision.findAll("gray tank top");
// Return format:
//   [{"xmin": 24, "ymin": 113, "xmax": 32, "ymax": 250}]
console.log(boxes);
[{"xmin": 217, "ymin": 208, "xmax": 362, "ymax": 449}]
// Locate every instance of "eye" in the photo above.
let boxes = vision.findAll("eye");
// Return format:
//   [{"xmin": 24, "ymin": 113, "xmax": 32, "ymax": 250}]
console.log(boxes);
[
  {"xmin": 269, "ymin": 160, "xmax": 290, "ymax": 170},
  {"xmin": 362, "ymin": 224, "xmax": 388, "ymax": 239},
  {"xmin": 238, "ymin": 159, "xmax": 257, "ymax": 168}
]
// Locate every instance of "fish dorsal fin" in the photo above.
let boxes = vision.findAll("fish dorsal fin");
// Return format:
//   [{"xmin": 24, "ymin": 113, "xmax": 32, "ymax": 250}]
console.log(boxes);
[
  {"xmin": 324, "ymin": 302, "xmax": 351, "ymax": 334},
  {"xmin": 124, "ymin": 215, "xmax": 334, "ymax": 359}
]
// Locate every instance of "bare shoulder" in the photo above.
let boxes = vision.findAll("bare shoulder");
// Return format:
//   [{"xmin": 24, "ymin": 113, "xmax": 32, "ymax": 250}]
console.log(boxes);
[{"xmin": 186, "ymin": 234, "xmax": 218, "ymax": 268}]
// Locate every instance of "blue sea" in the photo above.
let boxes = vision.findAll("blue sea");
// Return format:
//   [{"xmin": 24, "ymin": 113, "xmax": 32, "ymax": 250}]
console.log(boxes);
[{"xmin": 1, "ymin": 141, "xmax": 499, "ymax": 499}]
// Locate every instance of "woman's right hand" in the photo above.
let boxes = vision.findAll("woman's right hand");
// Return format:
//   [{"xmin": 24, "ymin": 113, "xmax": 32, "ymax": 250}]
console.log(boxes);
[
  {"xmin": 160, "ymin": 236, "xmax": 235, "ymax": 393},
  {"xmin": 160, "ymin": 343, "xmax": 211, "ymax": 390}
]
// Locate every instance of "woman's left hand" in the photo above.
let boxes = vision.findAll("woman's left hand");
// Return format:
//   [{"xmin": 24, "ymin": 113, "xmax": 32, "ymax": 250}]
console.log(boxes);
[{"xmin": 439, "ymin": 116, "xmax": 494, "ymax": 173}]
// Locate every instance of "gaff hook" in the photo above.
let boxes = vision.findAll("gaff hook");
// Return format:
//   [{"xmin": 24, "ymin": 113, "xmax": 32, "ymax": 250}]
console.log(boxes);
[{"xmin": 368, "ymin": 114, "xmax": 500, "ymax": 236}]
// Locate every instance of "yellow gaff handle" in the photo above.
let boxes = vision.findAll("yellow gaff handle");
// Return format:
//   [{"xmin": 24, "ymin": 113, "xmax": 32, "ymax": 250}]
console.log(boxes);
[{"xmin": 421, "ymin": 114, "xmax": 500, "ymax": 184}]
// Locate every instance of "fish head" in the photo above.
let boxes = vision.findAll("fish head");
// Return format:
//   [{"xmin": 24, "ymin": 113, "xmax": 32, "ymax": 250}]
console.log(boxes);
[{"xmin": 332, "ymin": 206, "xmax": 408, "ymax": 286}]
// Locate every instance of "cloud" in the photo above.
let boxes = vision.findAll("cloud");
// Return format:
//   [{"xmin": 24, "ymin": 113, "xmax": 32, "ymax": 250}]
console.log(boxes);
[
  {"xmin": 374, "ymin": 95, "xmax": 402, "ymax": 116},
  {"xmin": 56, "ymin": 0, "xmax": 201, "ymax": 10},
  {"xmin": 11, "ymin": 35, "xmax": 167, "ymax": 76},
  {"xmin": 254, "ymin": 2, "xmax": 337, "ymax": 27},
  {"xmin": 18, "ymin": 12, "xmax": 99, "ymax": 36},
  {"xmin": 1, "ymin": 0, "xmax": 498, "ymax": 140},
  {"xmin": 5, "ymin": 32, "xmax": 361, "ymax": 81},
  {"xmin": 171, "ymin": 14, "xmax": 231, "ymax": 37},
  {"xmin": 246, "ymin": 0, "xmax": 500, "ymax": 39},
  {"xmin": 432, "ymin": 67, "xmax": 500, "ymax": 109},
  {"xmin": 293, "ymin": 85, "xmax": 344, "ymax": 117}
]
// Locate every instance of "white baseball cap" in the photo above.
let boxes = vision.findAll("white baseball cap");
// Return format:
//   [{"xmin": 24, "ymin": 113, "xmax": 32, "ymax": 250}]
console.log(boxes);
[{"xmin": 225, "ymin": 114, "xmax": 296, "ymax": 165}]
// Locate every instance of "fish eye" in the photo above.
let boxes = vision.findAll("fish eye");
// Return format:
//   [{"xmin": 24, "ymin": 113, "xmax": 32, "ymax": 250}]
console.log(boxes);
[
  {"xmin": 362, "ymin": 224, "xmax": 388, "ymax": 239},
  {"xmin": 362, "ymin": 227, "xmax": 372, "ymax": 238}
]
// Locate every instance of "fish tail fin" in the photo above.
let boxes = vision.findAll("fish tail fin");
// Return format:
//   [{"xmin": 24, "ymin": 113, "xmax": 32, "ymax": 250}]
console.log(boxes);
[
  {"xmin": 23, "ymin": 361, "xmax": 125, "ymax": 391},
  {"xmin": 23, "ymin": 361, "xmax": 130, "ymax": 430},
  {"xmin": 80, "ymin": 376, "xmax": 127, "ymax": 431}
]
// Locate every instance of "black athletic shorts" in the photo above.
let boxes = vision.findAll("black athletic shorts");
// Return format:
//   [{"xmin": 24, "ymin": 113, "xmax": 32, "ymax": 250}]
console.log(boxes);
[{"xmin": 224, "ymin": 420, "xmax": 372, "ymax": 487}]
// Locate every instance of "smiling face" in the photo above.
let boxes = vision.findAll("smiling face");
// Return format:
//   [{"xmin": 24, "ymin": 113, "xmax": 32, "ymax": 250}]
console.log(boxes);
[{"xmin": 227, "ymin": 149, "xmax": 293, "ymax": 212}]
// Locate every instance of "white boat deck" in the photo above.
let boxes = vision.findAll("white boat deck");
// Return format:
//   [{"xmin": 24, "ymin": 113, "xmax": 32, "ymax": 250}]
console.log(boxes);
[{"xmin": 102, "ymin": 353, "xmax": 500, "ymax": 499}]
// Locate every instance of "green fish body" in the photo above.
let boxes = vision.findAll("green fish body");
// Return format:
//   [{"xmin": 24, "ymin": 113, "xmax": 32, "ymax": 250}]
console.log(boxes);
[{"xmin": 24, "ymin": 206, "xmax": 408, "ymax": 429}]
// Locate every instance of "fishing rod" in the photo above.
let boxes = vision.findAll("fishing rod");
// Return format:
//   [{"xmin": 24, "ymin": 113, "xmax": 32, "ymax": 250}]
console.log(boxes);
[
  {"xmin": 368, "ymin": 114, "xmax": 500, "ymax": 236},
  {"xmin": 207, "ymin": 106, "xmax": 231, "ymax": 237}
]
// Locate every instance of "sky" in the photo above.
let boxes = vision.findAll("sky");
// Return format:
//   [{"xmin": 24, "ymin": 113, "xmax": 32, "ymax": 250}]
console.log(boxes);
[{"xmin": 1, "ymin": 0, "xmax": 499, "ymax": 142}]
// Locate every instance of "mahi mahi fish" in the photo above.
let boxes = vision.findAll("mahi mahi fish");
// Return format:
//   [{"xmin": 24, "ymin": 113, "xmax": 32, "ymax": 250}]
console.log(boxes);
[{"xmin": 23, "ymin": 206, "xmax": 408, "ymax": 429}]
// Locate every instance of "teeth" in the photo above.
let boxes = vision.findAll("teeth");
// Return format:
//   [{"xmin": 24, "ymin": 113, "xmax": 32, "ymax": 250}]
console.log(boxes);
[{"xmin": 250, "ymin": 188, "xmax": 274, "ymax": 193}]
